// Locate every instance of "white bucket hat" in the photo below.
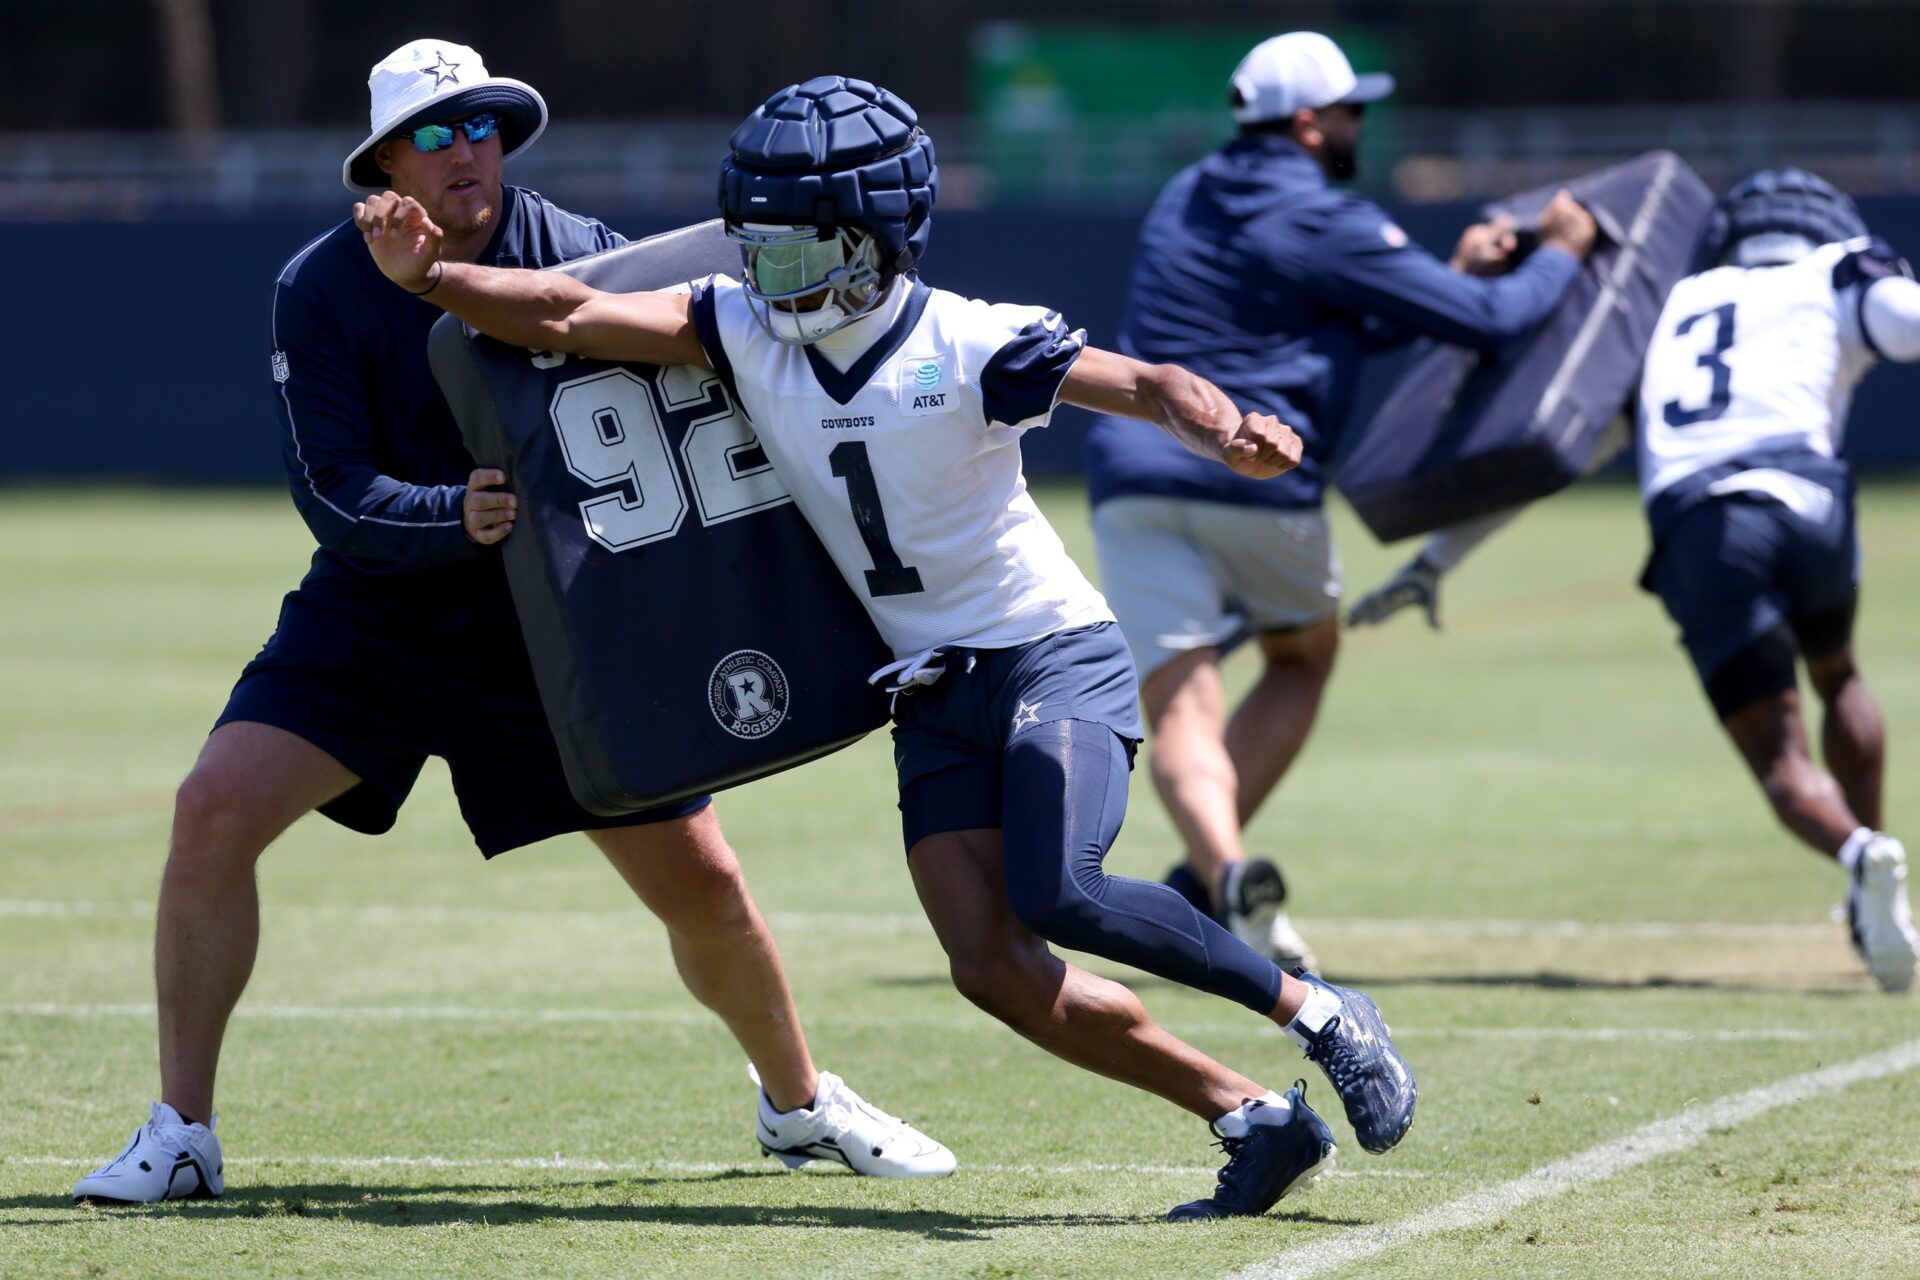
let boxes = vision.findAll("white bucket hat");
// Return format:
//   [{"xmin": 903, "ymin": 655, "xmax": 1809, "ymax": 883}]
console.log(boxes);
[
  {"xmin": 342, "ymin": 38, "xmax": 548, "ymax": 194},
  {"xmin": 1229, "ymin": 32, "xmax": 1395, "ymax": 125}
]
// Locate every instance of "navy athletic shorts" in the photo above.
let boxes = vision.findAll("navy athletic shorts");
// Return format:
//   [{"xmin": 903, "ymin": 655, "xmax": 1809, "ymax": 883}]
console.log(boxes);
[
  {"xmin": 217, "ymin": 589, "xmax": 709, "ymax": 857},
  {"xmin": 1644, "ymin": 485, "xmax": 1859, "ymax": 717},
  {"xmin": 890, "ymin": 622, "xmax": 1144, "ymax": 851}
]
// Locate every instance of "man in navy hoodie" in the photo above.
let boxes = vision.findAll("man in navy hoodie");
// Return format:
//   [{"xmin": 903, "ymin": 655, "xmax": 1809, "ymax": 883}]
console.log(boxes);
[
  {"xmin": 71, "ymin": 39, "xmax": 952, "ymax": 1205},
  {"xmin": 1083, "ymin": 32, "xmax": 1596, "ymax": 969}
]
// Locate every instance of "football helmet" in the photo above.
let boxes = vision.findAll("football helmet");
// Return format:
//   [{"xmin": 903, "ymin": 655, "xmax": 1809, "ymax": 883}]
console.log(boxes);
[
  {"xmin": 1702, "ymin": 168, "xmax": 1867, "ymax": 267},
  {"xmin": 718, "ymin": 76, "xmax": 939, "ymax": 344}
]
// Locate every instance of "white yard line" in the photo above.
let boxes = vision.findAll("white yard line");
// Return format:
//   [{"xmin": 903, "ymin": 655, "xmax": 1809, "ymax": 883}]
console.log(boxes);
[
  {"xmin": 0, "ymin": 1001, "xmax": 1825, "ymax": 1041},
  {"xmin": 2, "ymin": 1153, "xmax": 1424, "ymax": 1180},
  {"xmin": 0, "ymin": 897, "xmax": 1837, "ymax": 940},
  {"xmin": 1234, "ymin": 1034, "xmax": 1920, "ymax": 1280}
]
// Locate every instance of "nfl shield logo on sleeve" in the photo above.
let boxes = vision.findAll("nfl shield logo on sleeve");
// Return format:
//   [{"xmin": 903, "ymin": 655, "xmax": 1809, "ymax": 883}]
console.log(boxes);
[{"xmin": 901, "ymin": 354, "xmax": 955, "ymax": 416}]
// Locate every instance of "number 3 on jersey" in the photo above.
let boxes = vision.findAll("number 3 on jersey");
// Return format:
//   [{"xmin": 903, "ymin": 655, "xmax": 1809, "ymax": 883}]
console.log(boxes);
[{"xmin": 1662, "ymin": 303, "xmax": 1736, "ymax": 428}]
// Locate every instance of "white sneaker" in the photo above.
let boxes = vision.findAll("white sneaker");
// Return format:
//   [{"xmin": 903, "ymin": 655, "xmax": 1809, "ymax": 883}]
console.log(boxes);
[
  {"xmin": 72, "ymin": 1103, "xmax": 223, "ymax": 1204},
  {"xmin": 1264, "ymin": 910, "xmax": 1320, "ymax": 973},
  {"xmin": 1223, "ymin": 859, "xmax": 1318, "ymax": 971},
  {"xmin": 1849, "ymin": 834, "xmax": 1918, "ymax": 993},
  {"xmin": 752, "ymin": 1066, "xmax": 956, "ymax": 1178}
]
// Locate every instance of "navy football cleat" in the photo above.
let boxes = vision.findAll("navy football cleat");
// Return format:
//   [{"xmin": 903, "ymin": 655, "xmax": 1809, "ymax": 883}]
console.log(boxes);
[
  {"xmin": 1167, "ymin": 1083, "xmax": 1337, "ymax": 1221},
  {"xmin": 1292, "ymin": 970, "xmax": 1417, "ymax": 1154}
]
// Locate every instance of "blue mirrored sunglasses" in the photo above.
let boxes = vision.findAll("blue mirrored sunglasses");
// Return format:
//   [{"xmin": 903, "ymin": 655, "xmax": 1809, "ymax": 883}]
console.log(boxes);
[{"xmin": 398, "ymin": 112, "xmax": 499, "ymax": 153}]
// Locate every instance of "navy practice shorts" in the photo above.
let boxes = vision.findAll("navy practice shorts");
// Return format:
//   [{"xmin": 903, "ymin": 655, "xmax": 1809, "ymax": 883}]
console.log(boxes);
[
  {"xmin": 1644, "ymin": 488, "xmax": 1860, "ymax": 718},
  {"xmin": 890, "ymin": 622, "xmax": 1144, "ymax": 851},
  {"xmin": 217, "ymin": 590, "xmax": 709, "ymax": 857}
]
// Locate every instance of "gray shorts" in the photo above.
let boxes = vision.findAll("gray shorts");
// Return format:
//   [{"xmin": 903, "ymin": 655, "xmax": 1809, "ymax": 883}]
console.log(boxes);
[{"xmin": 1091, "ymin": 496, "xmax": 1341, "ymax": 678}]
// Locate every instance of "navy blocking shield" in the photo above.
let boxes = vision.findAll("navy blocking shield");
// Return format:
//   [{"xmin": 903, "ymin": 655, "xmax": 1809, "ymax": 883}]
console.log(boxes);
[
  {"xmin": 430, "ymin": 220, "xmax": 891, "ymax": 814},
  {"xmin": 1340, "ymin": 152, "xmax": 1715, "ymax": 541}
]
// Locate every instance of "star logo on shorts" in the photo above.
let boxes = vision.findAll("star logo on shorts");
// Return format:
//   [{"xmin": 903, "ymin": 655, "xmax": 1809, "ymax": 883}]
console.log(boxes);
[
  {"xmin": 419, "ymin": 52, "xmax": 462, "ymax": 88},
  {"xmin": 1011, "ymin": 699, "xmax": 1043, "ymax": 733}
]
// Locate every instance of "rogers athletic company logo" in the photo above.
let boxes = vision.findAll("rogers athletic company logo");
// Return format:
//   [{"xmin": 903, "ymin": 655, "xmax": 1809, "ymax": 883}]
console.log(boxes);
[{"xmin": 708, "ymin": 649, "xmax": 790, "ymax": 739}]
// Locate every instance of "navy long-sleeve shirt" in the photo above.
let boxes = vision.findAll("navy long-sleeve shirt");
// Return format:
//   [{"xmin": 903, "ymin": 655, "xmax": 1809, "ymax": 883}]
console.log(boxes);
[
  {"xmin": 269, "ymin": 186, "xmax": 622, "ymax": 630},
  {"xmin": 1083, "ymin": 134, "xmax": 1582, "ymax": 510}
]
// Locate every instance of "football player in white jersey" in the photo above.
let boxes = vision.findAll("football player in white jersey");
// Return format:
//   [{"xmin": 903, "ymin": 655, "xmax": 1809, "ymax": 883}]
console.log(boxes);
[
  {"xmin": 357, "ymin": 77, "xmax": 1420, "ymax": 1218},
  {"xmin": 1637, "ymin": 170, "xmax": 1918, "ymax": 992}
]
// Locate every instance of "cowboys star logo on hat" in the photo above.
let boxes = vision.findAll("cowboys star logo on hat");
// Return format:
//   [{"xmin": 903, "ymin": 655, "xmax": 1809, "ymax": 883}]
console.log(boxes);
[
  {"xmin": 341, "ymin": 38, "xmax": 548, "ymax": 194},
  {"xmin": 419, "ymin": 51, "xmax": 462, "ymax": 88}
]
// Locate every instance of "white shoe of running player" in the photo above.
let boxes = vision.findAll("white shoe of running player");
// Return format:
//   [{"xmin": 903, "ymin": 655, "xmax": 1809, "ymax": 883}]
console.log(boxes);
[
  {"xmin": 752, "ymin": 1066, "xmax": 956, "ymax": 1178},
  {"xmin": 1223, "ymin": 859, "xmax": 1319, "ymax": 971},
  {"xmin": 1848, "ymin": 834, "xmax": 1918, "ymax": 993},
  {"xmin": 72, "ymin": 1103, "xmax": 223, "ymax": 1204}
]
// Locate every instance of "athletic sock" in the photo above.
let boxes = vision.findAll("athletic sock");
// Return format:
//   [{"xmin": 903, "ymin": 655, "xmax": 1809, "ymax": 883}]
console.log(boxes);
[
  {"xmin": 763, "ymin": 1092, "xmax": 819, "ymax": 1119},
  {"xmin": 1838, "ymin": 826, "xmax": 1875, "ymax": 875},
  {"xmin": 1282, "ymin": 979, "xmax": 1344, "ymax": 1050},
  {"xmin": 1215, "ymin": 1090, "xmax": 1292, "ymax": 1137}
]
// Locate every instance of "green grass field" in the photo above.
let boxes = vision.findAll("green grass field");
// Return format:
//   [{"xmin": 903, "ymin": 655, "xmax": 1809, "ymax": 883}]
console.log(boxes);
[{"xmin": 3, "ymin": 481, "xmax": 1918, "ymax": 1279}]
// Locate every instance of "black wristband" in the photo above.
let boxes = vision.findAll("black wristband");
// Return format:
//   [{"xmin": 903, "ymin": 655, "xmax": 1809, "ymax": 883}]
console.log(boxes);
[{"xmin": 406, "ymin": 261, "xmax": 444, "ymax": 297}]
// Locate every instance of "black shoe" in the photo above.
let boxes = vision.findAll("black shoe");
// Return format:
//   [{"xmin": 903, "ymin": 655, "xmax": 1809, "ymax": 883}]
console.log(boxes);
[
  {"xmin": 1167, "ymin": 1083, "xmax": 1337, "ymax": 1221},
  {"xmin": 1293, "ymin": 970, "xmax": 1417, "ymax": 1154}
]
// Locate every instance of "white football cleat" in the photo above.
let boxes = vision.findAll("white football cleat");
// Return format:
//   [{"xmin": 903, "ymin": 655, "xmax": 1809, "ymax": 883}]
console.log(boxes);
[
  {"xmin": 1223, "ymin": 859, "xmax": 1318, "ymax": 971},
  {"xmin": 1264, "ymin": 911, "xmax": 1320, "ymax": 974},
  {"xmin": 752, "ymin": 1066, "xmax": 956, "ymax": 1178},
  {"xmin": 72, "ymin": 1103, "xmax": 223, "ymax": 1204},
  {"xmin": 1848, "ymin": 834, "xmax": 1918, "ymax": 993}
]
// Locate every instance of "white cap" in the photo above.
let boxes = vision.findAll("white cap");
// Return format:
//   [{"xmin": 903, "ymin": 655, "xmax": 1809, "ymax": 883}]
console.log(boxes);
[
  {"xmin": 342, "ymin": 38, "xmax": 548, "ymax": 194},
  {"xmin": 1228, "ymin": 32, "xmax": 1395, "ymax": 125}
]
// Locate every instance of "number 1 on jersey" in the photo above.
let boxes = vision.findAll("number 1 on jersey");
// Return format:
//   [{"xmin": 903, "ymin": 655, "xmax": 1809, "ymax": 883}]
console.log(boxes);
[{"xmin": 828, "ymin": 440, "xmax": 925, "ymax": 597}]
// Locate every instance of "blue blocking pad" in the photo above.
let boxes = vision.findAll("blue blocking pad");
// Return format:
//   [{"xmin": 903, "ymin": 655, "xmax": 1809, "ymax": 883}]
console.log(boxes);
[
  {"xmin": 1340, "ymin": 152, "xmax": 1715, "ymax": 542},
  {"xmin": 429, "ymin": 220, "xmax": 890, "ymax": 815}
]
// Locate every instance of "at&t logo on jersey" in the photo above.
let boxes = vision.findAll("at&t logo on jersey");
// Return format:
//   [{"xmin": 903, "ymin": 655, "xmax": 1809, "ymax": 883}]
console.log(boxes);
[
  {"xmin": 901, "ymin": 354, "xmax": 953, "ymax": 415},
  {"xmin": 708, "ymin": 649, "xmax": 791, "ymax": 739}
]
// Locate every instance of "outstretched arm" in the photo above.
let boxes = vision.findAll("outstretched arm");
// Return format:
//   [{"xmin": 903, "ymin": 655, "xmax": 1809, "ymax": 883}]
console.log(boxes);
[
  {"xmin": 1060, "ymin": 346, "xmax": 1303, "ymax": 480},
  {"xmin": 353, "ymin": 192, "xmax": 709, "ymax": 368}
]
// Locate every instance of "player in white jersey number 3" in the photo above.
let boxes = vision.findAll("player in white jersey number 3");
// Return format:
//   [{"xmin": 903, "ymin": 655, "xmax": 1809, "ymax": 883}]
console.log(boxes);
[
  {"xmin": 1639, "ymin": 169, "xmax": 1919, "ymax": 992},
  {"xmin": 359, "ymin": 77, "xmax": 1417, "ymax": 1218}
]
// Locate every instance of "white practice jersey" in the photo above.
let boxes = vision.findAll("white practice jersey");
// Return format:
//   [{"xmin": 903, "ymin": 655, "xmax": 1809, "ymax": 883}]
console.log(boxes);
[
  {"xmin": 1636, "ymin": 238, "xmax": 1886, "ymax": 502},
  {"xmin": 690, "ymin": 274, "xmax": 1114, "ymax": 660}
]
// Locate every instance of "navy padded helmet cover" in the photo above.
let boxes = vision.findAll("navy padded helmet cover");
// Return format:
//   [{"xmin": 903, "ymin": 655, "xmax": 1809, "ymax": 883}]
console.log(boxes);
[
  {"xmin": 1705, "ymin": 167, "xmax": 1867, "ymax": 264},
  {"xmin": 718, "ymin": 76, "xmax": 938, "ymax": 275}
]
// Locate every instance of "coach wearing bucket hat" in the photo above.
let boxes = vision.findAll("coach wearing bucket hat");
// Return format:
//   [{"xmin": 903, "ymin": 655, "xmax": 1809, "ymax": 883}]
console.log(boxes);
[
  {"xmin": 342, "ymin": 39, "xmax": 547, "ymax": 194},
  {"xmin": 71, "ymin": 37, "xmax": 950, "ymax": 1205},
  {"xmin": 1083, "ymin": 31, "xmax": 1599, "ymax": 974}
]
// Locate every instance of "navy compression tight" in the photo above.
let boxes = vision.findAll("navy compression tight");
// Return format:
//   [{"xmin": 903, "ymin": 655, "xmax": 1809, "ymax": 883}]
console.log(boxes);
[{"xmin": 1000, "ymin": 718, "xmax": 1285, "ymax": 1016}]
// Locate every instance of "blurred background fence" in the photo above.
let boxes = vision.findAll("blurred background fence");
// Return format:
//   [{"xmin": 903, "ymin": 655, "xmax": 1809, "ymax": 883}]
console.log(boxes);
[{"xmin": 6, "ymin": 0, "xmax": 1919, "ymax": 488}]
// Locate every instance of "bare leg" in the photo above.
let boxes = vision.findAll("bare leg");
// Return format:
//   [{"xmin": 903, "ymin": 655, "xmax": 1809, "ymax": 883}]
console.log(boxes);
[
  {"xmin": 591, "ymin": 809, "xmax": 818, "ymax": 1112},
  {"xmin": 1806, "ymin": 646, "xmax": 1885, "ymax": 831},
  {"xmin": 158, "ymin": 722, "xmax": 357, "ymax": 1121},
  {"xmin": 1140, "ymin": 618, "xmax": 1336, "ymax": 912},
  {"xmin": 1225, "ymin": 618, "xmax": 1339, "ymax": 829},
  {"xmin": 910, "ymin": 828, "xmax": 1272, "ymax": 1120},
  {"xmin": 1722, "ymin": 689, "xmax": 1863, "ymax": 858},
  {"xmin": 1140, "ymin": 648, "xmax": 1242, "ymax": 911}
]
